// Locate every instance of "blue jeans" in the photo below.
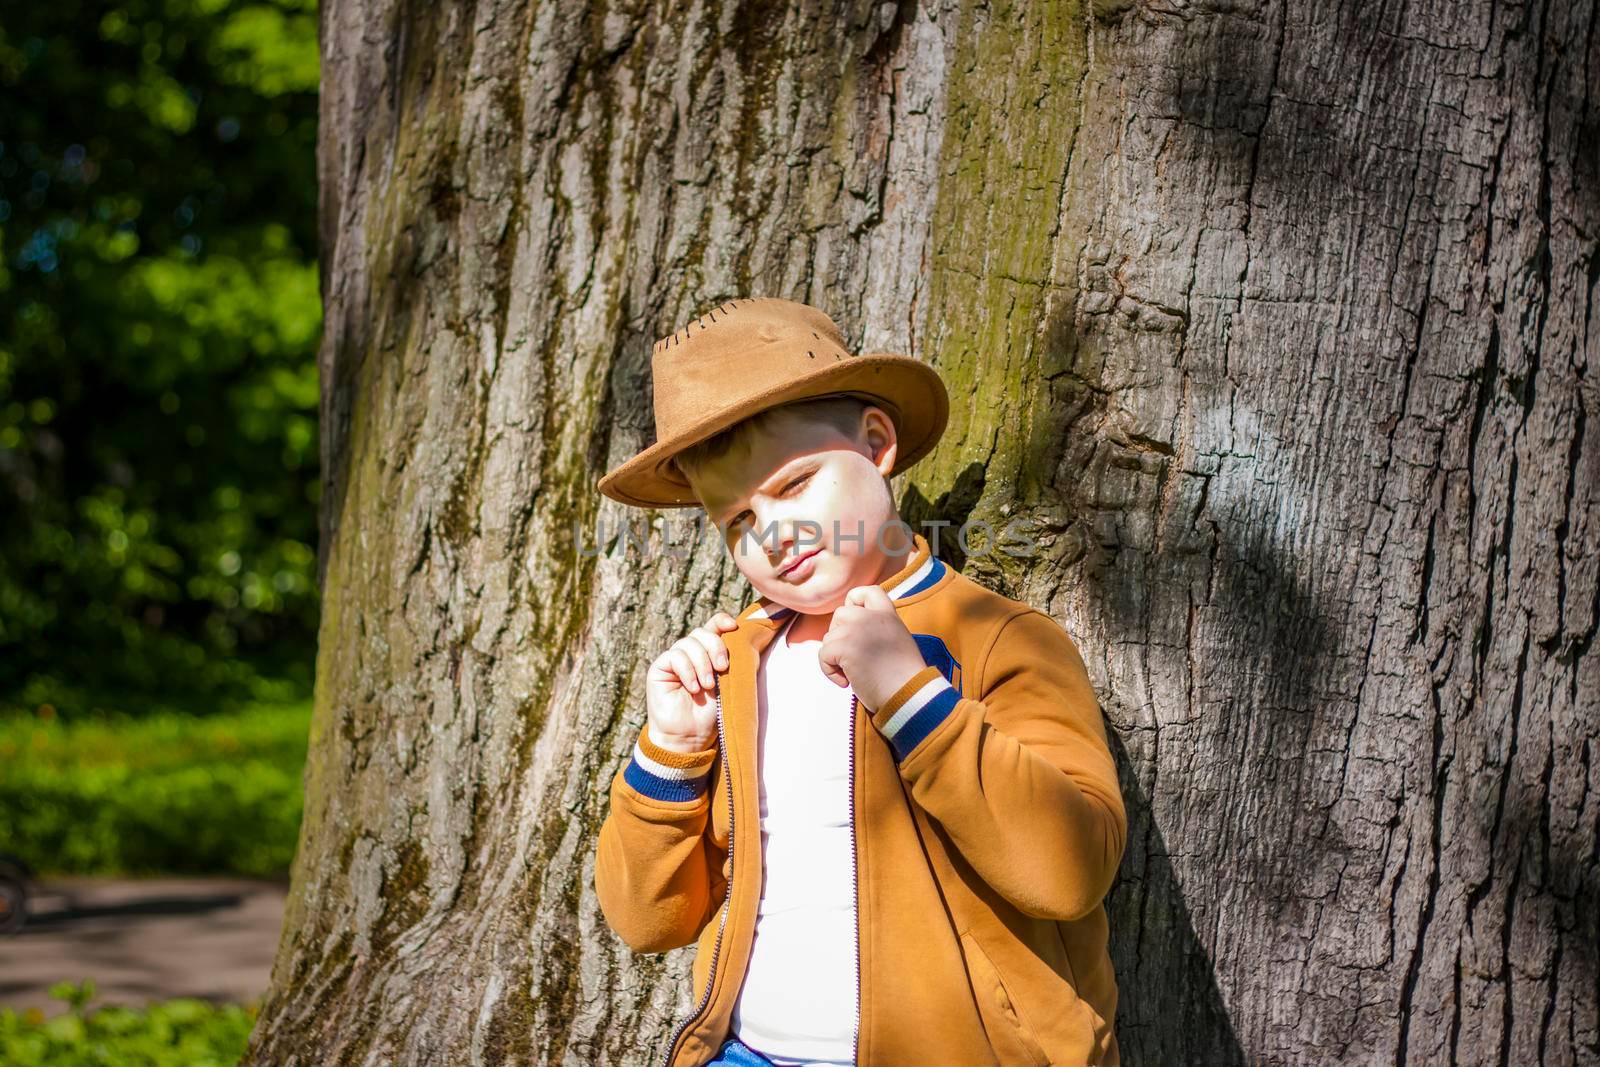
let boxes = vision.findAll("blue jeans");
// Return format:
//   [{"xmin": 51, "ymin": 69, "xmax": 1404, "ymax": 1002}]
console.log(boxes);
[{"xmin": 705, "ymin": 1036, "xmax": 784, "ymax": 1066}]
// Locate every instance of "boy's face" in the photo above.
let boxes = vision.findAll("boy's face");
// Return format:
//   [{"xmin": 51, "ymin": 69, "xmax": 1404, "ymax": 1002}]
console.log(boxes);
[{"xmin": 687, "ymin": 405, "xmax": 911, "ymax": 615}]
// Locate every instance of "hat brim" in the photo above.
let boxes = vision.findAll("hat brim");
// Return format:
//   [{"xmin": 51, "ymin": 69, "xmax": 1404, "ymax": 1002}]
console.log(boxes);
[{"xmin": 597, "ymin": 353, "xmax": 949, "ymax": 509}]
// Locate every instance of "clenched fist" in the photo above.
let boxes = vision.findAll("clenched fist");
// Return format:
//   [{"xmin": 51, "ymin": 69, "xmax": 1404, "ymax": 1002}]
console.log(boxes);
[
  {"xmin": 818, "ymin": 585, "xmax": 929, "ymax": 712},
  {"xmin": 645, "ymin": 610, "xmax": 738, "ymax": 754}
]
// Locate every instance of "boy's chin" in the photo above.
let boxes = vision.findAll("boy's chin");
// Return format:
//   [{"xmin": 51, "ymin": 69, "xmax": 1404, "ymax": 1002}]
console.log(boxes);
[
  {"xmin": 759, "ymin": 583, "xmax": 833, "ymax": 613},
  {"xmin": 757, "ymin": 562, "xmax": 851, "ymax": 612},
  {"xmin": 746, "ymin": 561, "xmax": 802, "ymax": 594}
]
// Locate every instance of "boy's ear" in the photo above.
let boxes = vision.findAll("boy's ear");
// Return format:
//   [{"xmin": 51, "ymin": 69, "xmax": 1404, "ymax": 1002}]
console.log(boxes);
[
  {"xmin": 874, "ymin": 438, "xmax": 898, "ymax": 477},
  {"xmin": 866, "ymin": 408, "xmax": 899, "ymax": 476}
]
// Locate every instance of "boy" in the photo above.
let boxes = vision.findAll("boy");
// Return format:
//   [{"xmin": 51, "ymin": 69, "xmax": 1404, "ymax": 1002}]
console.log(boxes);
[{"xmin": 594, "ymin": 297, "xmax": 1126, "ymax": 1066}]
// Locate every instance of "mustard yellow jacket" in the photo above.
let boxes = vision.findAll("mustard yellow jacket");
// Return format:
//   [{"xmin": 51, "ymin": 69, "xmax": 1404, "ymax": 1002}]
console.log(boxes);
[{"xmin": 595, "ymin": 532, "xmax": 1127, "ymax": 1066}]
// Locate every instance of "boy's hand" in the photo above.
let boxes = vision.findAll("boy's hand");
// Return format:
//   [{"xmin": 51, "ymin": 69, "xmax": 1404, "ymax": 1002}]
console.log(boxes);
[
  {"xmin": 818, "ymin": 586, "xmax": 928, "ymax": 711},
  {"xmin": 645, "ymin": 611, "xmax": 738, "ymax": 753}
]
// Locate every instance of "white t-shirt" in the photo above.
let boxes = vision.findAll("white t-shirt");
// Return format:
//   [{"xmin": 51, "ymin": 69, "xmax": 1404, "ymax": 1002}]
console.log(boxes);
[{"xmin": 729, "ymin": 614, "xmax": 858, "ymax": 1066}]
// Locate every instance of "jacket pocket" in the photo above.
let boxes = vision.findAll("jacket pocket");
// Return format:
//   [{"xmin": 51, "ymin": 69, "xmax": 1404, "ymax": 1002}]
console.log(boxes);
[
  {"xmin": 960, "ymin": 930, "xmax": 1052, "ymax": 1067},
  {"xmin": 1054, "ymin": 921, "xmax": 1106, "ymax": 1037}
]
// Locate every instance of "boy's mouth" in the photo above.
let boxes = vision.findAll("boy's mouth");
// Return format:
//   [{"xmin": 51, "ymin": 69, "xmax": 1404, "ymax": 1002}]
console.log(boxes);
[{"xmin": 776, "ymin": 547, "xmax": 822, "ymax": 577}]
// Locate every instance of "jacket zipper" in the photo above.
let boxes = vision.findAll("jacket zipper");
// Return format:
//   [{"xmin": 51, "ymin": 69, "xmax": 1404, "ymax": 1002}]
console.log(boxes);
[
  {"xmin": 849, "ymin": 691, "xmax": 861, "ymax": 1064},
  {"xmin": 661, "ymin": 678, "xmax": 732, "ymax": 1067},
  {"xmin": 659, "ymin": 663, "xmax": 861, "ymax": 1064}
]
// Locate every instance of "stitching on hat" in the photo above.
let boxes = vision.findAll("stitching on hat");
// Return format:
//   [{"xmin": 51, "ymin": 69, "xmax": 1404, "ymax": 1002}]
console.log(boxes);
[{"xmin": 653, "ymin": 299, "xmax": 751, "ymax": 353}]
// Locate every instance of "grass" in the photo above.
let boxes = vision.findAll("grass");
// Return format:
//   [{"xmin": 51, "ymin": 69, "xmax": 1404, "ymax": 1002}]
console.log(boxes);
[
  {"xmin": 0, "ymin": 980, "xmax": 258, "ymax": 1066},
  {"xmin": 0, "ymin": 701, "xmax": 310, "ymax": 877}
]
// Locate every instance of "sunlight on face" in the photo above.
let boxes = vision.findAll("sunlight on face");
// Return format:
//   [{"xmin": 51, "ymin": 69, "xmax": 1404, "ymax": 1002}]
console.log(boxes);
[{"xmin": 686, "ymin": 405, "xmax": 913, "ymax": 615}]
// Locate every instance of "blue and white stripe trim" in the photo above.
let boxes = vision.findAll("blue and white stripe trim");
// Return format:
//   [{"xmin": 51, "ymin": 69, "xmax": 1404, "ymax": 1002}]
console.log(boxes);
[
  {"xmin": 888, "ymin": 554, "xmax": 944, "ymax": 600},
  {"xmin": 874, "ymin": 666, "xmax": 961, "ymax": 763},
  {"xmin": 622, "ymin": 736, "xmax": 716, "ymax": 802},
  {"xmin": 749, "ymin": 600, "xmax": 795, "ymax": 623}
]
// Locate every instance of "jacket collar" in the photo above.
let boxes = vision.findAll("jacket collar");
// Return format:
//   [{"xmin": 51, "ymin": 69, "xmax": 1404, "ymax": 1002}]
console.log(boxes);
[{"xmin": 736, "ymin": 529, "xmax": 949, "ymax": 631}]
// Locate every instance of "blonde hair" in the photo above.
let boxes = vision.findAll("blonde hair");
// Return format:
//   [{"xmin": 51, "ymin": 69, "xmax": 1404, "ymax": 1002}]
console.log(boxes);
[{"xmin": 672, "ymin": 393, "xmax": 877, "ymax": 489}]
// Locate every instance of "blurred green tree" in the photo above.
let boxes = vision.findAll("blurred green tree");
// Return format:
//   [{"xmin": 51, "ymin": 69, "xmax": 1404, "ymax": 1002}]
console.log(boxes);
[{"xmin": 0, "ymin": 0, "xmax": 320, "ymax": 717}]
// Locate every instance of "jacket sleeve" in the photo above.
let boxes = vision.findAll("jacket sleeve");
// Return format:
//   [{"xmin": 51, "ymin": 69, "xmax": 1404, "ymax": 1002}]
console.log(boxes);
[
  {"xmin": 865, "ymin": 607, "xmax": 1126, "ymax": 922},
  {"xmin": 594, "ymin": 720, "xmax": 728, "ymax": 953}
]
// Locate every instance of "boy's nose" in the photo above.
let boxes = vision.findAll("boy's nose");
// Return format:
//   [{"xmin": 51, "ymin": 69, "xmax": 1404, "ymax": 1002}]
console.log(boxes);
[{"xmin": 760, "ymin": 513, "xmax": 823, "ymax": 559}]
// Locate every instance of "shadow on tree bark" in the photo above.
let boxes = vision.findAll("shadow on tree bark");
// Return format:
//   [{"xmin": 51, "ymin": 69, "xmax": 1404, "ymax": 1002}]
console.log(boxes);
[{"xmin": 1107, "ymin": 727, "xmax": 1249, "ymax": 1067}]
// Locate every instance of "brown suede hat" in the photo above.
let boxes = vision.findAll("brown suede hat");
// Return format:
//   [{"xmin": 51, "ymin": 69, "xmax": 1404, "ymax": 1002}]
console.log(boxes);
[{"xmin": 597, "ymin": 296, "xmax": 949, "ymax": 509}]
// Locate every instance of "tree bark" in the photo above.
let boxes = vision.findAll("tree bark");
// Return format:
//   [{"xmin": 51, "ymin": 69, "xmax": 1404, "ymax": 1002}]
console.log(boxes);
[{"xmin": 246, "ymin": 0, "xmax": 1599, "ymax": 1064}]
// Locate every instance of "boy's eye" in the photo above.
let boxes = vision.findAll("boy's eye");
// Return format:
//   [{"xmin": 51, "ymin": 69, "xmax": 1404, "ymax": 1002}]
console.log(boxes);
[{"xmin": 723, "ymin": 472, "xmax": 813, "ymax": 532}]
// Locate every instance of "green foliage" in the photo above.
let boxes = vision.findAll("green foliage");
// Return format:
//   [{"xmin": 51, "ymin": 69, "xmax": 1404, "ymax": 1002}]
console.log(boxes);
[
  {"xmin": 0, "ymin": 700, "xmax": 309, "ymax": 876},
  {"xmin": 0, "ymin": 0, "xmax": 322, "ymax": 717},
  {"xmin": 0, "ymin": 980, "xmax": 257, "ymax": 1066}
]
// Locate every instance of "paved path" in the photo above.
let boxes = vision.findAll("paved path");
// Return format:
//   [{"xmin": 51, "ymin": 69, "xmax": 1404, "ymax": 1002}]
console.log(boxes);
[{"xmin": 0, "ymin": 876, "xmax": 289, "ymax": 1018}]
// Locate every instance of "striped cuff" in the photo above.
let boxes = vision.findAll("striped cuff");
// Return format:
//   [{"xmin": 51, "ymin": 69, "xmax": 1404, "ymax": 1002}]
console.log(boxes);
[
  {"xmin": 869, "ymin": 665, "xmax": 961, "ymax": 763},
  {"xmin": 622, "ymin": 722, "xmax": 719, "ymax": 802}
]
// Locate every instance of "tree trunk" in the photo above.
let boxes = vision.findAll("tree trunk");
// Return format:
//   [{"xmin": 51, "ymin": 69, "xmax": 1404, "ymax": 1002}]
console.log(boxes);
[{"xmin": 245, "ymin": 0, "xmax": 1599, "ymax": 1063}]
